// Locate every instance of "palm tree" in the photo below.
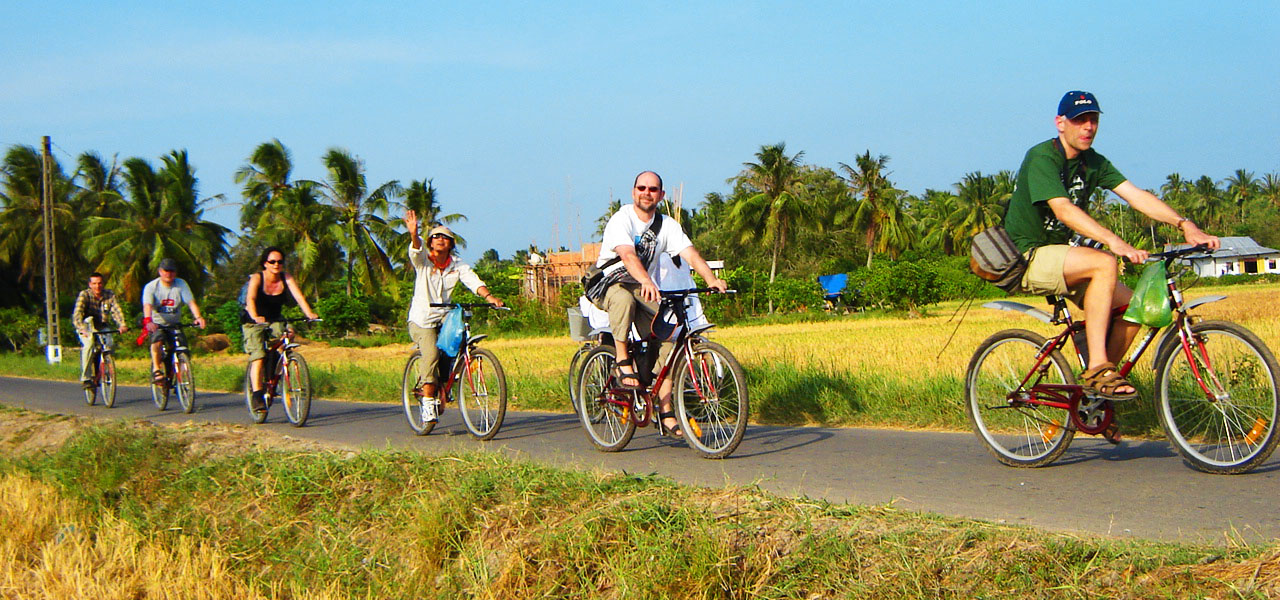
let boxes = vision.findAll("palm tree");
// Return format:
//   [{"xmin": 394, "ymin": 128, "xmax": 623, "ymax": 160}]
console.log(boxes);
[
  {"xmin": 594, "ymin": 198, "xmax": 623, "ymax": 237},
  {"xmin": 253, "ymin": 181, "xmax": 342, "ymax": 298},
  {"xmin": 1189, "ymin": 175, "xmax": 1227, "ymax": 232},
  {"xmin": 235, "ymin": 139, "xmax": 294, "ymax": 231},
  {"xmin": 840, "ymin": 151, "xmax": 912, "ymax": 267},
  {"xmin": 387, "ymin": 178, "xmax": 468, "ymax": 268},
  {"xmin": 948, "ymin": 171, "xmax": 1009, "ymax": 248},
  {"xmin": 726, "ymin": 143, "xmax": 812, "ymax": 311},
  {"xmin": 307, "ymin": 148, "xmax": 402, "ymax": 296},
  {"xmin": 915, "ymin": 189, "xmax": 960, "ymax": 255},
  {"xmin": 1262, "ymin": 172, "xmax": 1280, "ymax": 211},
  {"xmin": 1224, "ymin": 169, "xmax": 1259, "ymax": 222},
  {"xmin": 0, "ymin": 145, "xmax": 82, "ymax": 296},
  {"xmin": 74, "ymin": 152, "xmax": 124, "ymax": 218},
  {"xmin": 83, "ymin": 151, "xmax": 231, "ymax": 300}
]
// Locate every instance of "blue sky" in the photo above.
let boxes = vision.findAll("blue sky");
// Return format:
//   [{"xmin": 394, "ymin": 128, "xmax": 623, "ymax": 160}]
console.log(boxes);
[{"xmin": 4, "ymin": 1, "xmax": 1277, "ymax": 262}]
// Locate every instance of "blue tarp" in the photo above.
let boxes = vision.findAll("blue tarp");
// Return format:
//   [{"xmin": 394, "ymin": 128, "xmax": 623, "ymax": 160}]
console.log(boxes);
[{"xmin": 817, "ymin": 273, "xmax": 847, "ymax": 300}]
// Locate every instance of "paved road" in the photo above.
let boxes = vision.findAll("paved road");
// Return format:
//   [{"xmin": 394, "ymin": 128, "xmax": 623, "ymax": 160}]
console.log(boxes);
[{"xmin": 2, "ymin": 376, "xmax": 1276, "ymax": 544}]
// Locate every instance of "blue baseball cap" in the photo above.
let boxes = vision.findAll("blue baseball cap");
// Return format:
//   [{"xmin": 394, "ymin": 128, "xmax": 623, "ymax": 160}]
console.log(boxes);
[{"xmin": 1058, "ymin": 91, "xmax": 1101, "ymax": 119}]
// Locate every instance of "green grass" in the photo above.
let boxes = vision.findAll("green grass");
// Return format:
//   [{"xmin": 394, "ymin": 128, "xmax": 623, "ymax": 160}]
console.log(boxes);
[{"xmin": 2, "ymin": 414, "xmax": 1275, "ymax": 599}]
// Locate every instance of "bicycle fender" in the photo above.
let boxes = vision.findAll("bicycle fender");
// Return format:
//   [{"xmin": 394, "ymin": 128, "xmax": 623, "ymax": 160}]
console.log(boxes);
[
  {"xmin": 981, "ymin": 301, "xmax": 1053, "ymax": 324},
  {"xmin": 1183, "ymin": 294, "xmax": 1226, "ymax": 311}
]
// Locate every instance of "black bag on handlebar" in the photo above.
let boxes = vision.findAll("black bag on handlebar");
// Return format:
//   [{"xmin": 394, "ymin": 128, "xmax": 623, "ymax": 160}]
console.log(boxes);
[{"xmin": 969, "ymin": 226, "xmax": 1027, "ymax": 293}]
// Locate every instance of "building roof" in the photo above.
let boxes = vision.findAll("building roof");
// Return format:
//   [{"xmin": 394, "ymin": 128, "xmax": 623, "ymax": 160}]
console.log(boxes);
[{"xmin": 1165, "ymin": 236, "xmax": 1279, "ymax": 260}]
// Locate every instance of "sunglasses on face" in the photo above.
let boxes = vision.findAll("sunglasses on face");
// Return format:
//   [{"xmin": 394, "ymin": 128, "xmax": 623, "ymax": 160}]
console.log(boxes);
[
  {"xmin": 264, "ymin": 259, "xmax": 284, "ymax": 265},
  {"xmin": 430, "ymin": 234, "xmax": 451, "ymax": 240},
  {"xmin": 635, "ymin": 185, "xmax": 661, "ymax": 193}
]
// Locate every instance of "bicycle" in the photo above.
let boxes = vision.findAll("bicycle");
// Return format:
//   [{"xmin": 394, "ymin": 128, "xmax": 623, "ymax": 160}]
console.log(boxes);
[
  {"xmin": 401, "ymin": 303, "xmax": 509, "ymax": 440},
  {"xmin": 575, "ymin": 288, "xmax": 748, "ymax": 459},
  {"xmin": 243, "ymin": 318, "xmax": 320, "ymax": 427},
  {"xmin": 150, "ymin": 322, "xmax": 197, "ymax": 414},
  {"xmin": 965, "ymin": 245, "xmax": 1280, "ymax": 474},
  {"xmin": 81, "ymin": 323, "xmax": 118, "ymax": 408}
]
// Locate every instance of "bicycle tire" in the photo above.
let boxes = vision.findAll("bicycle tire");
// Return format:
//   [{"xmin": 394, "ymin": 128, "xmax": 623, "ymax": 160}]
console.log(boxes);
[
  {"xmin": 576, "ymin": 345, "xmax": 636, "ymax": 452},
  {"xmin": 100, "ymin": 354, "xmax": 117, "ymax": 409},
  {"xmin": 244, "ymin": 368, "xmax": 268, "ymax": 424},
  {"xmin": 401, "ymin": 352, "xmax": 436, "ymax": 436},
  {"xmin": 83, "ymin": 354, "xmax": 98, "ymax": 406},
  {"xmin": 1155, "ymin": 320, "xmax": 1280, "ymax": 474},
  {"xmin": 965, "ymin": 329, "xmax": 1076, "ymax": 467},
  {"xmin": 567, "ymin": 344, "xmax": 592, "ymax": 416},
  {"xmin": 151, "ymin": 362, "xmax": 170, "ymax": 411},
  {"xmin": 673, "ymin": 340, "xmax": 749, "ymax": 459},
  {"xmin": 283, "ymin": 352, "xmax": 312, "ymax": 428},
  {"xmin": 459, "ymin": 347, "xmax": 507, "ymax": 440},
  {"xmin": 175, "ymin": 352, "xmax": 196, "ymax": 414}
]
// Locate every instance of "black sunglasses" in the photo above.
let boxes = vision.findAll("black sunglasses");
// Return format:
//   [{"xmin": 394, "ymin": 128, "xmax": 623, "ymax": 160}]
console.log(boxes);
[
  {"xmin": 264, "ymin": 259, "xmax": 284, "ymax": 265},
  {"xmin": 635, "ymin": 185, "xmax": 661, "ymax": 193},
  {"xmin": 430, "ymin": 233, "xmax": 452, "ymax": 240}
]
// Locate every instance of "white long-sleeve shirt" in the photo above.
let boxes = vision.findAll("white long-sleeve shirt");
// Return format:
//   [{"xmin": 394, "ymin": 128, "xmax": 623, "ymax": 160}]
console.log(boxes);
[{"xmin": 406, "ymin": 245, "xmax": 486, "ymax": 327}]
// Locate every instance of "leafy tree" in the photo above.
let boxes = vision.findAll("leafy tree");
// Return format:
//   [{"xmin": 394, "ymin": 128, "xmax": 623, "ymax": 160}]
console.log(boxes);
[
  {"xmin": 74, "ymin": 151, "xmax": 124, "ymax": 218},
  {"xmin": 82, "ymin": 151, "xmax": 231, "ymax": 300},
  {"xmin": 0, "ymin": 145, "xmax": 81, "ymax": 296},
  {"xmin": 1224, "ymin": 168, "xmax": 1259, "ymax": 222},
  {"xmin": 235, "ymin": 139, "xmax": 294, "ymax": 231},
  {"xmin": 307, "ymin": 148, "xmax": 402, "ymax": 297},
  {"xmin": 726, "ymin": 143, "xmax": 813, "ymax": 312},
  {"xmin": 252, "ymin": 182, "xmax": 343, "ymax": 298},
  {"xmin": 840, "ymin": 151, "xmax": 914, "ymax": 266}
]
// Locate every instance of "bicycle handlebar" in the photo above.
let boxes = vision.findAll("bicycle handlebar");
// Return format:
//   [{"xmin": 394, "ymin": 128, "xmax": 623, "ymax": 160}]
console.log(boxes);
[
  {"xmin": 1147, "ymin": 244, "xmax": 1212, "ymax": 261},
  {"xmin": 659, "ymin": 288, "xmax": 737, "ymax": 297},
  {"xmin": 246, "ymin": 318, "xmax": 322, "ymax": 327},
  {"xmin": 429, "ymin": 303, "xmax": 511, "ymax": 310}
]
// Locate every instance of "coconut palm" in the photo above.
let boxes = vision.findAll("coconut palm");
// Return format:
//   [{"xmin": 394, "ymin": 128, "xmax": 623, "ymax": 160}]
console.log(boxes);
[
  {"xmin": 915, "ymin": 189, "xmax": 960, "ymax": 255},
  {"xmin": 1188, "ymin": 175, "xmax": 1227, "ymax": 232},
  {"xmin": 840, "ymin": 151, "xmax": 913, "ymax": 266},
  {"xmin": 235, "ymin": 139, "xmax": 294, "ymax": 231},
  {"xmin": 74, "ymin": 152, "xmax": 124, "ymax": 218},
  {"xmin": 0, "ymin": 145, "xmax": 81, "ymax": 295},
  {"xmin": 253, "ymin": 181, "xmax": 342, "ymax": 298},
  {"xmin": 594, "ymin": 198, "xmax": 623, "ymax": 237},
  {"xmin": 83, "ymin": 151, "xmax": 231, "ymax": 300},
  {"xmin": 726, "ymin": 143, "xmax": 813, "ymax": 311},
  {"xmin": 388, "ymin": 178, "xmax": 467, "ymax": 269},
  {"xmin": 949, "ymin": 171, "xmax": 1010, "ymax": 246},
  {"xmin": 1224, "ymin": 169, "xmax": 1259, "ymax": 222},
  {"xmin": 307, "ymin": 148, "xmax": 402, "ymax": 296}
]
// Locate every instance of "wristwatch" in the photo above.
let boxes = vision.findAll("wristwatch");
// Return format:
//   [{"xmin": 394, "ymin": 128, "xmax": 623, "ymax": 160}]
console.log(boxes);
[{"xmin": 1175, "ymin": 217, "xmax": 1192, "ymax": 229}]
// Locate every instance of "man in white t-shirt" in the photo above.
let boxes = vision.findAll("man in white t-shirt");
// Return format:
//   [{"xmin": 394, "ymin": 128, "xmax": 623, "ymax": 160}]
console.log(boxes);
[
  {"xmin": 141, "ymin": 258, "xmax": 206, "ymax": 384},
  {"xmin": 590, "ymin": 170, "xmax": 726, "ymax": 436}
]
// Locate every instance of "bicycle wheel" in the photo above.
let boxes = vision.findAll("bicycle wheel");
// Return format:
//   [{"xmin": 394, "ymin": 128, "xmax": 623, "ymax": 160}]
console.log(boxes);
[
  {"xmin": 283, "ymin": 352, "xmax": 312, "ymax": 428},
  {"xmin": 100, "ymin": 354, "xmax": 117, "ymax": 409},
  {"xmin": 965, "ymin": 329, "xmax": 1076, "ymax": 467},
  {"xmin": 1155, "ymin": 320, "xmax": 1280, "ymax": 474},
  {"xmin": 151, "ymin": 362, "xmax": 170, "ymax": 411},
  {"xmin": 83, "ymin": 354, "xmax": 98, "ymax": 406},
  {"xmin": 401, "ymin": 352, "xmax": 436, "ymax": 436},
  {"xmin": 174, "ymin": 352, "xmax": 196, "ymax": 414},
  {"xmin": 673, "ymin": 340, "xmax": 749, "ymax": 459},
  {"xmin": 576, "ymin": 345, "xmax": 636, "ymax": 452},
  {"xmin": 458, "ymin": 347, "xmax": 507, "ymax": 440},
  {"xmin": 567, "ymin": 344, "xmax": 591, "ymax": 416},
  {"xmin": 244, "ymin": 368, "xmax": 268, "ymax": 424}
]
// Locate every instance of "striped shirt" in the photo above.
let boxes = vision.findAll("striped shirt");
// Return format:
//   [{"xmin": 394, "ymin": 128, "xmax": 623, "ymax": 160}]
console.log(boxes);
[{"xmin": 72, "ymin": 289, "xmax": 126, "ymax": 336}]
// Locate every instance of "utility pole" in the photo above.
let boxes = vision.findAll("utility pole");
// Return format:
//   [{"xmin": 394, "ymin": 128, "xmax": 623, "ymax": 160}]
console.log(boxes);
[{"xmin": 42, "ymin": 136, "xmax": 61, "ymax": 364}]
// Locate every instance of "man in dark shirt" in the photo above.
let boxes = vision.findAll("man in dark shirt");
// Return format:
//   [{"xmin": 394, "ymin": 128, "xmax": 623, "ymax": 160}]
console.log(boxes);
[{"xmin": 1003, "ymin": 91, "xmax": 1218, "ymax": 399}]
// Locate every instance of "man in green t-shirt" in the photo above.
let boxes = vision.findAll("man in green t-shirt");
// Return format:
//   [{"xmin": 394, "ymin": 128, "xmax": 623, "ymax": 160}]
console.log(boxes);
[{"xmin": 1003, "ymin": 91, "xmax": 1219, "ymax": 400}]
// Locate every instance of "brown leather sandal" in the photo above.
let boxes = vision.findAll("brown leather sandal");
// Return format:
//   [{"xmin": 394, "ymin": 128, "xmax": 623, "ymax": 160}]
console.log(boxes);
[{"xmin": 1080, "ymin": 363, "xmax": 1138, "ymax": 401}]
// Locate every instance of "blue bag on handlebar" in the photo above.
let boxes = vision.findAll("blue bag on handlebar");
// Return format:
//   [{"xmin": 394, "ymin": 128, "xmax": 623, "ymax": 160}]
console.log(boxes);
[
  {"xmin": 435, "ymin": 307, "xmax": 465, "ymax": 357},
  {"xmin": 1122, "ymin": 261, "xmax": 1173, "ymax": 328}
]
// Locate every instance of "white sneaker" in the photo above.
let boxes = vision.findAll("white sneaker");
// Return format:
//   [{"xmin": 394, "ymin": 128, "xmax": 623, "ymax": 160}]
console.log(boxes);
[{"xmin": 422, "ymin": 397, "xmax": 438, "ymax": 424}]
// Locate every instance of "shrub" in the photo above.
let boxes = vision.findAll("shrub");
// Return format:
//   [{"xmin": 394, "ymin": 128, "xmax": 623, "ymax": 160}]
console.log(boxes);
[
  {"xmin": 213, "ymin": 300, "xmax": 245, "ymax": 353},
  {"xmin": 315, "ymin": 295, "xmax": 371, "ymax": 338},
  {"xmin": 0, "ymin": 307, "xmax": 41, "ymax": 353}
]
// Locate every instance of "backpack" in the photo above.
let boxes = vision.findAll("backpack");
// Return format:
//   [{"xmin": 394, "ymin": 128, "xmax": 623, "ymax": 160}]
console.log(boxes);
[{"xmin": 969, "ymin": 226, "xmax": 1027, "ymax": 293}]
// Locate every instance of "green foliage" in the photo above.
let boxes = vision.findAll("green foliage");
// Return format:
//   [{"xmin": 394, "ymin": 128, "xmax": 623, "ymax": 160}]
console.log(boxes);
[
  {"xmin": 0, "ymin": 307, "xmax": 40, "ymax": 352},
  {"xmin": 860, "ymin": 260, "xmax": 943, "ymax": 312},
  {"xmin": 315, "ymin": 294, "xmax": 371, "ymax": 337},
  {"xmin": 213, "ymin": 300, "xmax": 245, "ymax": 353}
]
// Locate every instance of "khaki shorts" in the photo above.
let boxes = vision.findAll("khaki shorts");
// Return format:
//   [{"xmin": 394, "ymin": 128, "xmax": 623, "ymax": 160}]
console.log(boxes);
[{"xmin": 1020, "ymin": 245, "xmax": 1088, "ymax": 307}]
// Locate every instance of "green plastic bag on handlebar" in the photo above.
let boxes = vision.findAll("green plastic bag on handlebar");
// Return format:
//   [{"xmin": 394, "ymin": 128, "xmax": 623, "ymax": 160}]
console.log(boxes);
[{"xmin": 1122, "ymin": 261, "xmax": 1172, "ymax": 328}]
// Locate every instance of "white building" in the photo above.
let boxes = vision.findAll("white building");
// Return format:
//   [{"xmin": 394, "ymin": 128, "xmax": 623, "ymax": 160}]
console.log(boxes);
[{"xmin": 1165, "ymin": 236, "xmax": 1280, "ymax": 277}]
